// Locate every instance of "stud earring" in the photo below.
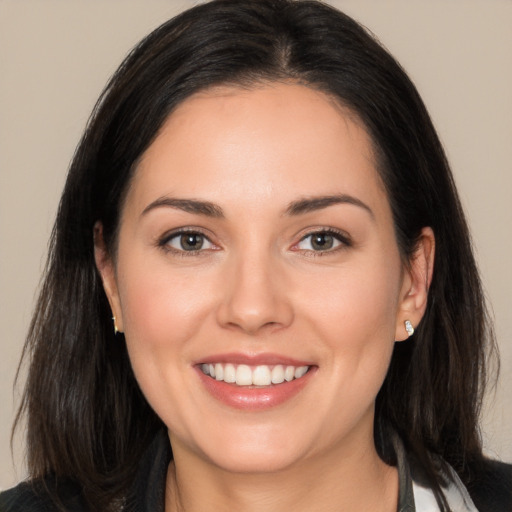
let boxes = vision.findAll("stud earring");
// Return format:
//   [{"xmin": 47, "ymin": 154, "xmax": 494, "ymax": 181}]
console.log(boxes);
[
  {"xmin": 404, "ymin": 320, "xmax": 414, "ymax": 337},
  {"xmin": 112, "ymin": 315, "xmax": 119, "ymax": 335}
]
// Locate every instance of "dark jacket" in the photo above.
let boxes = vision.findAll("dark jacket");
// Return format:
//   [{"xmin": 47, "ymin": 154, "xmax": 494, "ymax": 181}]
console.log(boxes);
[{"xmin": 1, "ymin": 431, "xmax": 511, "ymax": 511}]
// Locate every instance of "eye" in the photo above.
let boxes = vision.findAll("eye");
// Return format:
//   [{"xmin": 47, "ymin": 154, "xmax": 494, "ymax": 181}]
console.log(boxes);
[
  {"xmin": 163, "ymin": 231, "xmax": 215, "ymax": 252},
  {"xmin": 295, "ymin": 230, "xmax": 349, "ymax": 252}
]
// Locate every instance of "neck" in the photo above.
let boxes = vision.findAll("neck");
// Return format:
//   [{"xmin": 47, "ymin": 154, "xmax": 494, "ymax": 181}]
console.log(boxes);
[{"xmin": 165, "ymin": 429, "xmax": 398, "ymax": 512}]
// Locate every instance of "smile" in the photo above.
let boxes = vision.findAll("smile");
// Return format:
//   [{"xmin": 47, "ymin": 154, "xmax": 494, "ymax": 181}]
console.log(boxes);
[{"xmin": 200, "ymin": 363, "xmax": 310, "ymax": 386}]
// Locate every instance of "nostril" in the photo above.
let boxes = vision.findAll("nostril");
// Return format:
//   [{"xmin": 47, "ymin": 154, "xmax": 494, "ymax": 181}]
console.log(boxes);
[{"xmin": 216, "ymin": 264, "xmax": 294, "ymax": 332}]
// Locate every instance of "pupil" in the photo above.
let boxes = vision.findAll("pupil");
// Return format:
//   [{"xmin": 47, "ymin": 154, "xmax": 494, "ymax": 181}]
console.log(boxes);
[
  {"xmin": 312, "ymin": 233, "xmax": 333, "ymax": 250},
  {"xmin": 181, "ymin": 234, "xmax": 203, "ymax": 250}
]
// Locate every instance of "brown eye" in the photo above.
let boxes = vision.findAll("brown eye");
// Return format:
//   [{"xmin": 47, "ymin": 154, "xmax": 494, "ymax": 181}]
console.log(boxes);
[
  {"xmin": 180, "ymin": 233, "xmax": 205, "ymax": 251},
  {"xmin": 165, "ymin": 232, "xmax": 214, "ymax": 252},
  {"xmin": 310, "ymin": 233, "xmax": 334, "ymax": 250},
  {"xmin": 296, "ymin": 231, "xmax": 349, "ymax": 252}
]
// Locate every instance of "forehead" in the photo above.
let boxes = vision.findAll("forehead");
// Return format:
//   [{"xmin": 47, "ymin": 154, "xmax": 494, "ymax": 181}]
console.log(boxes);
[{"xmin": 128, "ymin": 83, "xmax": 389, "ymax": 219}]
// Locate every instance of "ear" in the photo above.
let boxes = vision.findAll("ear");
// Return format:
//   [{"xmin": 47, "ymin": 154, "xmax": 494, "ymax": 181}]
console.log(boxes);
[
  {"xmin": 395, "ymin": 227, "xmax": 435, "ymax": 341},
  {"xmin": 94, "ymin": 221, "xmax": 124, "ymax": 333}
]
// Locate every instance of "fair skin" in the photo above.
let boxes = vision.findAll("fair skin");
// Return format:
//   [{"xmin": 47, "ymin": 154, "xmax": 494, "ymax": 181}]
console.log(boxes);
[{"xmin": 95, "ymin": 83, "xmax": 434, "ymax": 512}]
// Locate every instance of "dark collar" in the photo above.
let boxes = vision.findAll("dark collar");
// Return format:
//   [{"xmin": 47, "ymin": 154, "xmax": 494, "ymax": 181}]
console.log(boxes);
[
  {"xmin": 126, "ymin": 429, "xmax": 416, "ymax": 512},
  {"xmin": 124, "ymin": 429, "xmax": 172, "ymax": 511},
  {"xmin": 393, "ymin": 433, "xmax": 416, "ymax": 512}
]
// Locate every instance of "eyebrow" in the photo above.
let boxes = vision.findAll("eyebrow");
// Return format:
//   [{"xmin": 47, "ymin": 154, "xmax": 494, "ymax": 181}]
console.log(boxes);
[
  {"xmin": 141, "ymin": 197, "xmax": 225, "ymax": 218},
  {"xmin": 141, "ymin": 194, "xmax": 374, "ymax": 220},
  {"xmin": 284, "ymin": 194, "xmax": 375, "ymax": 219}
]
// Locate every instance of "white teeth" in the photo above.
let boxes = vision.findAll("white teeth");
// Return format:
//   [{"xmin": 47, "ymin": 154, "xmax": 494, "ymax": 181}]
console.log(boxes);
[
  {"xmin": 252, "ymin": 365, "xmax": 272, "ymax": 386},
  {"xmin": 201, "ymin": 362, "xmax": 310, "ymax": 386},
  {"xmin": 236, "ymin": 364, "xmax": 253, "ymax": 386},
  {"xmin": 284, "ymin": 366, "xmax": 295, "ymax": 382},
  {"xmin": 294, "ymin": 366, "xmax": 308, "ymax": 379},
  {"xmin": 271, "ymin": 365, "xmax": 285, "ymax": 384},
  {"xmin": 224, "ymin": 363, "xmax": 236, "ymax": 383}
]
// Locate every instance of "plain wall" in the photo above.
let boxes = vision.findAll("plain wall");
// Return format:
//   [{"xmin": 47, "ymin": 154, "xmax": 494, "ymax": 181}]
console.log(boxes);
[{"xmin": 1, "ymin": 0, "xmax": 511, "ymax": 490}]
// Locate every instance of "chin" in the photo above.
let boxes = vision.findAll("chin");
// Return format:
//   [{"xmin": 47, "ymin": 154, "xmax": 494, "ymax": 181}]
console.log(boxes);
[
  {"xmin": 206, "ymin": 447, "xmax": 305, "ymax": 474},
  {"xmin": 193, "ymin": 426, "xmax": 312, "ymax": 474}
]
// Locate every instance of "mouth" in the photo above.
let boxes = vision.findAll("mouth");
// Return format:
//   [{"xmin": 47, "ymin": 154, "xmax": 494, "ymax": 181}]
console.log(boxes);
[
  {"xmin": 195, "ymin": 355, "xmax": 316, "ymax": 410},
  {"xmin": 200, "ymin": 363, "xmax": 310, "ymax": 386}
]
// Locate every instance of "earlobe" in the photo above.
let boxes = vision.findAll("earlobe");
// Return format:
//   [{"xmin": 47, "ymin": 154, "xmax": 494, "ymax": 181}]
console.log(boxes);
[
  {"xmin": 395, "ymin": 227, "xmax": 435, "ymax": 341},
  {"xmin": 93, "ymin": 222, "xmax": 124, "ymax": 333}
]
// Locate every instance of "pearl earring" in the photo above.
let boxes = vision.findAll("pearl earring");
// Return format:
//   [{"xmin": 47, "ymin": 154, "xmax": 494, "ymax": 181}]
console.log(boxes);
[{"xmin": 404, "ymin": 320, "xmax": 414, "ymax": 337}]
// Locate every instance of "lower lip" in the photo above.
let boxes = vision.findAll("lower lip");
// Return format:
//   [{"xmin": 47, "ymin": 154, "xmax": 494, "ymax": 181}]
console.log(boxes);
[{"xmin": 196, "ymin": 367, "xmax": 315, "ymax": 410}]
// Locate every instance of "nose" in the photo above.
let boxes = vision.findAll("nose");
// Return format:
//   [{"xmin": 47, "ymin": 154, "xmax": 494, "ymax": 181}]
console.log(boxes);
[{"xmin": 216, "ymin": 251, "xmax": 294, "ymax": 335}]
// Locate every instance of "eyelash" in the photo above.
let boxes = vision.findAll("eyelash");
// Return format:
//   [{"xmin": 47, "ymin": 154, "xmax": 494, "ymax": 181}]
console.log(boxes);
[
  {"xmin": 158, "ymin": 228, "xmax": 217, "ymax": 257},
  {"xmin": 293, "ymin": 228, "xmax": 352, "ymax": 256},
  {"xmin": 157, "ymin": 227, "xmax": 352, "ymax": 257}
]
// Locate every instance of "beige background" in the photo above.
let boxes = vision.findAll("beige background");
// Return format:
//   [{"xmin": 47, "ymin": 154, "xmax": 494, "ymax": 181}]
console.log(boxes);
[{"xmin": 1, "ymin": 0, "xmax": 511, "ymax": 490}]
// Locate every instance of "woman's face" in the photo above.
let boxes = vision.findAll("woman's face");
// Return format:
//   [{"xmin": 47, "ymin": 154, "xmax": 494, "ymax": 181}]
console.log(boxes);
[{"xmin": 98, "ymin": 83, "xmax": 430, "ymax": 473}]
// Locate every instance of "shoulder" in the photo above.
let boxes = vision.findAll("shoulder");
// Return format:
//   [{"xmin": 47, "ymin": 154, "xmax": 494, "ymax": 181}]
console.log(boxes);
[
  {"xmin": 0, "ymin": 482, "xmax": 53, "ymax": 512},
  {"xmin": 0, "ymin": 478, "xmax": 87, "ymax": 512},
  {"xmin": 0, "ymin": 431, "xmax": 170, "ymax": 512},
  {"xmin": 467, "ymin": 458, "xmax": 512, "ymax": 512}
]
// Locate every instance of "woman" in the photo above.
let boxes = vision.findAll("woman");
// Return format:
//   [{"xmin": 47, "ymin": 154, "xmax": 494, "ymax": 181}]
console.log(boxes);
[{"xmin": 1, "ymin": 0, "xmax": 510, "ymax": 511}]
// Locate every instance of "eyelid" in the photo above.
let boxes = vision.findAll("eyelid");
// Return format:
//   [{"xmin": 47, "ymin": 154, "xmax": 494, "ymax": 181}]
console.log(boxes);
[
  {"xmin": 291, "ymin": 227, "xmax": 352, "ymax": 252},
  {"xmin": 158, "ymin": 227, "xmax": 219, "ymax": 254},
  {"xmin": 156, "ymin": 226, "xmax": 351, "ymax": 255}
]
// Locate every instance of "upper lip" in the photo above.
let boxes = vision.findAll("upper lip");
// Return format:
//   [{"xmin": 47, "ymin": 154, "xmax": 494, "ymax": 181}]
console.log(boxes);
[{"xmin": 195, "ymin": 352, "xmax": 315, "ymax": 367}]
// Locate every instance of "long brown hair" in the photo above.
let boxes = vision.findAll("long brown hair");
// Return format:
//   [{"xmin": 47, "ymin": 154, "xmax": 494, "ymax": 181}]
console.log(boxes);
[{"xmin": 14, "ymin": 1, "xmax": 497, "ymax": 510}]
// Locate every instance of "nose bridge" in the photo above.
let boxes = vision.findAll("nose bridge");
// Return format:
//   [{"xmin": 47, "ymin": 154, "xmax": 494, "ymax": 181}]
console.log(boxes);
[{"xmin": 218, "ymin": 242, "xmax": 293, "ymax": 333}]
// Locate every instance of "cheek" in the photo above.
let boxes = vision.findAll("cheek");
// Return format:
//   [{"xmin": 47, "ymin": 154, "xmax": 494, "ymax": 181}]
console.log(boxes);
[
  {"xmin": 305, "ymin": 259, "xmax": 401, "ymax": 341},
  {"xmin": 115, "ymin": 258, "xmax": 221, "ymax": 427},
  {"xmin": 299, "ymin": 255, "xmax": 402, "ymax": 391},
  {"xmin": 116, "ymin": 254, "xmax": 218, "ymax": 363}
]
